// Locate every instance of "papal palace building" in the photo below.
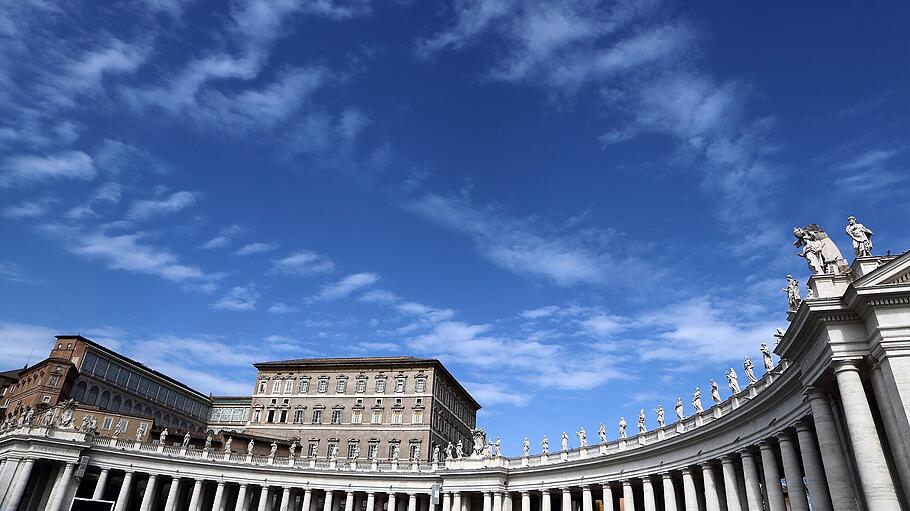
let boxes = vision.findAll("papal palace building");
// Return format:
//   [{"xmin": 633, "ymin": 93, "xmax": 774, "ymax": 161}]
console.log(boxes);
[{"xmin": 2, "ymin": 218, "xmax": 910, "ymax": 511}]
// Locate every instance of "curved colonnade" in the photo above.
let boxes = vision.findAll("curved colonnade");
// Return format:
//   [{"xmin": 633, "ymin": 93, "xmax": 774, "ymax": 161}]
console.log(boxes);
[{"xmin": 2, "ymin": 255, "xmax": 910, "ymax": 511}]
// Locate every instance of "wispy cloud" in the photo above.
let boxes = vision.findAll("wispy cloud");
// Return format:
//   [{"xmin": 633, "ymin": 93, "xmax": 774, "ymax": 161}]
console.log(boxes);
[
  {"xmin": 267, "ymin": 302, "xmax": 299, "ymax": 314},
  {"xmin": 234, "ymin": 242, "xmax": 279, "ymax": 256},
  {"xmin": 0, "ymin": 151, "xmax": 95, "ymax": 187},
  {"xmin": 270, "ymin": 250, "xmax": 335, "ymax": 276},
  {"xmin": 200, "ymin": 225, "xmax": 243, "ymax": 249},
  {"xmin": 0, "ymin": 262, "xmax": 42, "ymax": 285},
  {"xmin": 836, "ymin": 147, "xmax": 902, "ymax": 171},
  {"xmin": 1, "ymin": 200, "xmax": 50, "ymax": 219},
  {"xmin": 127, "ymin": 190, "xmax": 198, "ymax": 221},
  {"xmin": 314, "ymin": 272, "xmax": 379, "ymax": 300},
  {"xmin": 211, "ymin": 285, "xmax": 259, "ymax": 311}
]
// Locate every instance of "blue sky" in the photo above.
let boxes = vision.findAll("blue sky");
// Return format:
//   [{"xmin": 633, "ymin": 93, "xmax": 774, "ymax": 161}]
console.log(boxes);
[{"xmin": 1, "ymin": 0, "xmax": 908, "ymax": 454}]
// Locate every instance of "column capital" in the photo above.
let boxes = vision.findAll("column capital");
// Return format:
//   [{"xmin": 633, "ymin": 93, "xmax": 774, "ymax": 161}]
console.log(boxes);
[
  {"xmin": 774, "ymin": 429, "xmax": 795, "ymax": 443},
  {"xmin": 720, "ymin": 454, "xmax": 737, "ymax": 464},
  {"xmin": 794, "ymin": 419, "xmax": 813, "ymax": 433},
  {"xmin": 699, "ymin": 460, "xmax": 715, "ymax": 469},
  {"xmin": 831, "ymin": 359, "xmax": 861, "ymax": 374},
  {"xmin": 519, "ymin": 491, "xmax": 530, "ymax": 497},
  {"xmin": 621, "ymin": 479, "xmax": 633, "ymax": 486},
  {"xmin": 560, "ymin": 488, "xmax": 571, "ymax": 493},
  {"xmin": 757, "ymin": 439, "xmax": 775, "ymax": 451},
  {"xmin": 238, "ymin": 483, "xmax": 248, "ymax": 488},
  {"xmin": 680, "ymin": 466, "xmax": 693, "ymax": 475},
  {"xmin": 659, "ymin": 471, "xmax": 673, "ymax": 479}
]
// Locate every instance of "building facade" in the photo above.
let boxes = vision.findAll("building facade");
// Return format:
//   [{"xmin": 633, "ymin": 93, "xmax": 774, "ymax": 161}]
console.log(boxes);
[
  {"xmin": 3, "ymin": 229, "xmax": 910, "ymax": 511},
  {"xmin": 242, "ymin": 357, "xmax": 479, "ymax": 462}
]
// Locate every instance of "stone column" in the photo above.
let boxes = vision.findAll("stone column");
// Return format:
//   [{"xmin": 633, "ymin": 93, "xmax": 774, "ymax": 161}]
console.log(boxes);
[
  {"xmin": 114, "ymin": 471, "xmax": 136, "ymax": 511},
  {"xmin": 235, "ymin": 485, "xmax": 249, "ymax": 511},
  {"xmin": 793, "ymin": 423, "xmax": 832, "ymax": 511},
  {"xmin": 188, "ymin": 480, "xmax": 204, "ymax": 511},
  {"xmin": 388, "ymin": 493, "xmax": 398, "ymax": 511},
  {"xmin": 93, "ymin": 468, "xmax": 111, "ymax": 500},
  {"xmin": 139, "ymin": 474, "xmax": 158, "ymax": 511},
  {"xmin": 164, "ymin": 477, "xmax": 181, "ymax": 511},
  {"xmin": 451, "ymin": 493, "xmax": 460, "ymax": 511},
  {"xmin": 661, "ymin": 473, "xmax": 677, "ymax": 511},
  {"xmin": 870, "ymin": 363, "xmax": 910, "ymax": 496},
  {"xmin": 681, "ymin": 468, "xmax": 698, "ymax": 511},
  {"xmin": 805, "ymin": 387, "xmax": 859, "ymax": 510},
  {"xmin": 4, "ymin": 458, "xmax": 36, "ymax": 511},
  {"xmin": 48, "ymin": 461, "xmax": 77, "ymax": 511},
  {"xmin": 519, "ymin": 492, "xmax": 530, "ymax": 511},
  {"xmin": 757, "ymin": 441, "xmax": 786, "ymax": 511},
  {"xmin": 581, "ymin": 486, "xmax": 592, "ymax": 511},
  {"xmin": 776, "ymin": 432, "xmax": 809, "ymax": 511},
  {"xmin": 493, "ymin": 493, "xmax": 503, "ymax": 511},
  {"xmin": 367, "ymin": 493, "xmax": 377, "ymax": 511},
  {"xmin": 541, "ymin": 491, "xmax": 551, "ymax": 511},
  {"xmin": 560, "ymin": 489, "xmax": 570, "ymax": 511},
  {"xmin": 738, "ymin": 450, "xmax": 762, "ymax": 511},
  {"xmin": 701, "ymin": 463, "xmax": 720, "ymax": 511},
  {"xmin": 323, "ymin": 490, "xmax": 335, "ymax": 511},
  {"xmin": 641, "ymin": 477, "xmax": 656, "ymax": 511},
  {"xmin": 345, "ymin": 492, "xmax": 355, "ymax": 511},
  {"xmin": 601, "ymin": 484, "xmax": 613, "ymax": 511},
  {"xmin": 833, "ymin": 360, "xmax": 902, "ymax": 510},
  {"xmin": 720, "ymin": 457, "xmax": 742, "ymax": 511},
  {"xmin": 504, "ymin": 492, "xmax": 512, "ymax": 511},
  {"xmin": 211, "ymin": 481, "xmax": 227, "ymax": 511},
  {"xmin": 408, "ymin": 493, "xmax": 418, "ymax": 511},
  {"xmin": 277, "ymin": 488, "xmax": 291, "ymax": 511},
  {"xmin": 621, "ymin": 481, "xmax": 634, "ymax": 511}
]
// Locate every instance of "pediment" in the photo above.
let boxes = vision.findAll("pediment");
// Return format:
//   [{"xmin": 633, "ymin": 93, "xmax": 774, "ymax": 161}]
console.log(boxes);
[{"xmin": 853, "ymin": 252, "xmax": 910, "ymax": 288}]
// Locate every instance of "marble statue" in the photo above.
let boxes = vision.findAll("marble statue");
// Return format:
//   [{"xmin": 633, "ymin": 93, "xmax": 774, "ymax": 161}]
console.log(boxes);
[
  {"xmin": 44, "ymin": 413, "xmax": 55, "ymax": 428},
  {"xmin": 182, "ymin": 432, "xmax": 191, "ymax": 448},
  {"xmin": 560, "ymin": 432, "xmax": 569, "ymax": 452},
  {"xmin": 727, "ymin": 368, "xmax": 741, "ymax": 394},
  {"xmin": 541, "ymin": 435, "xmax": 550, "ymax": 454},
  {"xmin": 692, "ymin": 388, "xmax": 703, "ymax": 413},
  {"xmin": 783, "ymin": 274, "xmax": 802, "ymax": 312},
  {"xmin": 483, "ymin": 441, "xmax": 493, "ymax": 458},
  {"xmin": 329, "ymin": 444, "xmax": 338, "ymax": 460},
  {"xmin": 112, "ymin": 422, "xmax": 122, "ymax": 438},
  {"xmin": 793, "ymin": 224, "xmax": 848, "ymax": 274},
  {"xmin": 655, "ymin": 405, "xmax": 666, "ymax": 428},
  {"xmin": 24, "ymin": 408, "xmax": 34, "ymax": 426},
  {"xmin": 89, "ymin": 418, "xmax": 97, "ymax": 433},
  {"xmin": 710, "ymin": 379, "xmax": 721, "ymax": 404},
  {"xmin": 136, "ymin": 423, "xmax": 146, "ymax": 442},
  {"xmin": 522, "ymin": 437, "xmax": 530, "ymax": 456},
  {"xmin": 455, "ymin": 440, "xmax": 464, "ymax": 458},
  {"xmin": 159, "ymin": 428, "xmax": 168, "ymax": 444},
  {"xmin": 598, "ymin": 422, "xmax": 607, "ymax": 444},
  {"xmin": 205, "ymin": 433, "xmax": 213, "ymax": 450},
  {"xmin": 576, "ymin": 427, "xmax": 587, "ymax": 447},
  {"xmin": 471, "ymin": 428, "xmax": 486, "ymax": 457},
  {"xmin": 638, "ymin": 409, "xmax": 647, "ymax": 434},
  {"xmin": 433, "ymin": 445, "xmax": 440, "ymax": 462},
  {"xmin": 445, "ymin": 442, "xmax": 454, "ymax": 459},
  {"xmin": 289, "ymin": 440, "xmax": 298, "ymax": 458},
  {"xmin": 618, "ymin": 417, "xmax": 627, "ymax": 439},
  {"xmin": 675, "ymin": 397, "xmax": 684, "ymax": 420},
  {"xmin": 80, "ymin": 416, "xmax": 91, "ymax": 432},
  {"xmin": 270, "ymin": 441, "xmax": 278, "ymax": 457},
  {"xmin": 744, "ymin": 357, "xmax": 757, "ymax": 385},
  {"xmin": 494, "ymin": 437, "xmax": 502, "ymax": 456},
  {"xmin": 846, "ymin": 216, "xmax": 873, "ymax": 257},
  {"xmin": 224, "ymin": 437, "xmax": 233, "ymax": 453},
  {"xmin": 391, "ymin": 445, "xmax": 400, "ymax": 461},
  {"xmin": 760, "ymin": 343, "xmax": 774, "ymax": 371},
  {"xmin": 352, "ymin": 445, "xmax": 360, "ymax": 459},
  {"xmin": 248, "ymin": 439, "xmax": 255, "ymax": 454},
  {"xmin": 59, "ymin": 400, "xmax": 76, "ymax": 427}
]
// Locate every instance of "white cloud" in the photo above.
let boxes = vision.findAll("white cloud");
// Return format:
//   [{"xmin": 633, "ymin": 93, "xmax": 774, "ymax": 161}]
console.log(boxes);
[
  {"xmin": 267, "ymin": 302, "xmax": 298, "ymax": 314},
  {"xmin": 127, "ymin": 191, "xmax": 198, "ymax": 221},
  {"xmin": 56, "ymin": 38, "xmax": 148, "ymax": 101},
  {"xmin": 0, "ymin": 151, "xmax": 95, "ymax": 187},
  {"xmin": 520, "ymin": 305, "xmax": 560, "ymax": 319},
  {"xmin": 0, "ymin": 262, "xmax": 41, "ymax": 285},
  {"xmin": 836, "ymin": 147, "xmax": 902, "ymax": 171},
  {"xmin": 0, "ymin": 321, "xmax": 57, "ymax": 368},
  {"xmin": 270, "ymin": 250, "xmax": 335, "ymax": 276},
  {"xmin": 200, "ymin": 225, "xmax": 243, "ymax": 249},
  {"xmin": 315, "ymin": 272, "xmax": 379, "ymax": 300},
  {"xmin": 1, "ymin": 201, "xmax": 49, "ymax": 219},
  {"xmin": 95, "ymin": 139, "xmax": 168, "ymax": 175},
  {"xmin": 92, "ymin": 183, "xmax": 122, "ymax": 204},
  {"xmin": 211, "ymin": 285, "xmax": 259, "ymax": 311},
  {"xmin": 580, "ymin": 314, "xmax": 625, "ymax": 339},
  {"xmin": 234, "ymin": 242, "xmax": 279, "ymax": 256},
  {"xmin": 464, "ymin": 381, "xmax": 529, "ymax": 407}
]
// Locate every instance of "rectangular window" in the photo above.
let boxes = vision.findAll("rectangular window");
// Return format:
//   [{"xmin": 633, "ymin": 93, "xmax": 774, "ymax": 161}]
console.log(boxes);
[
  {"xmin": 267, "ymin": 410, "xmax": 275, "ymax": 423},
  {"xmin": 138, "ymin": 377, "xmax": 150, "ymax": 396},
  {"xmin": 416, "ymin": 398, "xmax": 423, "ymax": 405},
  {"xmin": 102, "ymin": 417, "xmax": 113, "ymax": 430},
  {"xmin": 388, "ymin": 444, "xmax": 398, "ymax": 459},
  {"xmin": 116, "ymin": 368, "xmax": 129, "ymax": 387},
  {"xmin": 49, "ymin": 375, "xmax": 60, "ymax": 386},
  {"xmin": 211, "ymin": 408, "xmax": 223, "ymax": 422},
  {"xmin": 285, "ymin": 380, "xmax": 294, "ymax": 393},
  {"xmin": 412, "ymin": 411, "xmax": 423, "ymax": 424},
  {"xmin": 331, "ymin": 409, "xmax": 342, "ymax": 424},
  {"xmin": 327, "ymin": 442, "xmax": 337, "ymax": 458},
  {"xmin": 233, "ymin": 408, "xmax": 246, "ymax": 422},
  {"xmin": 347, "ymin": 443, "xmax": 358, "ymax": 458},
  {"xmin": 368, "ymin": 443, "xmax": 378, "ymax": 459},
  {"xmin": 355, "ymin": 379, "xmax": 366, "ymax": 393},
  {"xmin": 375, "ymin": 379, "xmax": 385, "ymax": 393},
  {"xmin": 82, "ymin": 352, "xmax": 98, "ymax": 373},
  {"xmin": 253, "ymin": 410, "xmax": 261, "ymax": 423},
  {"xmin": 258, "ymin": 381, "xmax": 267, "ymax": 394},
  {"xmin": 117, "ymin": 419, "xmax": 129, "ymax": 431},
  {"xmin": 392, "ymin": 411, "xmax": 402, "ymax": 424},
  {"xmin": 308, "ymin": 442, "xmax": 319, "ymax": 457},
  {"xmin": 94, "ymin": 358, "xmax": 109, "ymax": 378},
  {"xmin": 106, "ymin": 364, "xmax": 120, "ymax": 383},
  {"xmin": 272, "ymin": 381, "xmax": 282, "ymax": 394},
  {"xmin": 280, "ymin": 410, "xmax": 288, "ymax": 423},
  {"xmin": 317, "ymin": 379, "xmax": 328, "ymax": 393},
  {"xmin": 293, "ymin": 410, "xmax": 303, "ymax": 423},
  {"xmin": 175, "ymin": 395, "xmax": 186, "ymax": 411},
  {"xmin": 395, "ymin": 377, "xmax": 405, "ymax": 393},
  {"xmin": 336, "ymin": 379, "xmax": 346, "ymax": 393},
  {"xmin": 299, "ymin": 380, "xmax": 309, "ymax": 393},
  {"xmin": 352, "ymin": 411, "xmax": 362, "ymax": 424},
  {"xmin": 312, "ymin": 409, "xmax": 323, "ymax": 424},
  {"xmin": 415, "ymin": 379, "xmax": 426, "ymax": 393},
  {"xmin": 42, "ymin": 395, "xmax": 51, "ymax": 403},
  {"xmin": 371, "ymin": 410, "xmax": 382, "ymax": 424},
  {"xmin": 410, "ymin": 444, "xmax": 420, "ymax": 460}
]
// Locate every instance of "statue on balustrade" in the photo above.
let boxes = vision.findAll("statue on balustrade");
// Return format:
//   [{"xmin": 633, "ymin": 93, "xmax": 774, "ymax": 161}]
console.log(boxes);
[
  {"xmin": 136, "ymin": 423, "xmax": 146, "ymax": 442},
  {"xmin": 675, "ymin": 397, "xmax": 685, "ymax": 420},
  {"xmin": 44, "ymin": 413, "xmax": 55, "ymax": 428},
  {"xmin": 247, "ymin": 439, "xmax": 255, "ymax": 454},
  {"xmin": 598, "ymin": 422, "xmax": 607, "ymax": 444},
  {"xmin": 760, "ymin": 343, "xmax": 774, "ymax": 371},
  {"xmin": 577, "ymin": 426, "xmax": 588, "ymax": 447},
  {"xmin": 182, "ymin": 432, "xmax": 191, "ymax": 448},
  {"xmin": 289, "ymin": 440, "xmax": 297, "ymax": 458},
  {"xmin": 24, "ymin": 408, "xmax": 34, "ymax": 427},
  {"xmin": 846, "ymin": 216, "xmax": 874, "ymax": 257},
  {"xmin": 541, "ymin": 435, "xmax": 550, "ymax": 454},
  {"xmin": 793, "ymin": 224, "xmax": 848, "ymax": 274},
  {"xmin": 484, "ymin": 441, "xmax": 493, "ymax": 458},
  {"xmin": 744, "ymin": 357, "xmax": 757, "ymax": 385},
  {"xmin": 80, "ymin": 416, "xmax": 91, "ymax": 432},
  {"xmin": 560, "ymin": 432, "xmax": 569, "ymax": 452},
  {"xmin": 522, "ymin": 437, "xmax": 530, "ymax": 456},
  {"xmin": 727, "ymin": 368, "xmax": 740, "ymax": 394},
  {"xmin": 710, "ymin": 379, "xmax": 721, "ymax": 404},
  {"xmin": 224, "ymin": 437, "xmax": 233, "ymax": 454},
  {"xmin": 494, "ymin": 437, "xmax": 502, "ymax": 456},
  {"xmin": 270, "ymin": 441, "xmax": 278, "ymax": 457},
  {"xmin": 433, "ymin": 445, "xmax": 440, "ymax": 462},
  {"xmin": 159, "ymin": 428, "xmax": 168, "ymax": 444},
  {"xmin": 619, "ymin": 417, "xmax": 627, "ymax": 439},
  {"xmin": 470, "ymin": 428, "xmax": 487, "ymax": 457},
  {"xmin": 329, "ymin": 443, "xmax": 338, "ymax": 460},
  {"xmin": 655, "ymin": 405, "xmax": 666, "ymax": 428},
  {"xmin": 692, "ymin": 388, "xmax": 704, "ymax": 413},
  {"xmin": 352, "ymin": 445, "xmax": 360, "ymax": 460},
  {"xmin": 455, "ymin": 440, "xmax": 464, "ymax": 458},
  {"xmin": 638, "ymin": 409, "xmax": 647, "ymax": 433},
  {"xmin": 112, "ymin": 423, "xmax": 123, "ymax": 439},
  {"xmin": 445, "ymin": 442, "xmax": 454, "ymax": 459},
  {"xmin": 391, "ymin": 445, "xmax": 400, "ymax": 461},
  {"xmin": 782, "ymin": 274, "xmax": 802, "ymax": 312},
  {"xmin": 205, "ymin": 433, "xmax": 213, "ymax": 450}
]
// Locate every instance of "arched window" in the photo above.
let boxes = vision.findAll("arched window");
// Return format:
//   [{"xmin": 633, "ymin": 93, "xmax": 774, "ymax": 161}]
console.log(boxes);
[
  {"xmin": 111, "ymin": 395, "xmax": 122, "ymax": 412},
  {"xmin": 99, "ymin": 391, "xmax": 110, "ymax": 410},
  {"xmin": 87, "ymin": 386, "xmax": 100, "ymax": 405},
  {"xmin": 154, "ymin": 411, "xmax": 162, "ymax": 424},
  {"xmin": 163, "ymin": 414, "xmax": 171, "ymax": 426},
  {"xmin": 138, "ymin": 404, "xmax": 147, "ymax": 416},
  {"xmin": 72, "ymin": 381, "xmax": 87, "ymax": 402},
  {"xmin": 123, "ymin": 399, "xmax": 132, "ymax": 412}
]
